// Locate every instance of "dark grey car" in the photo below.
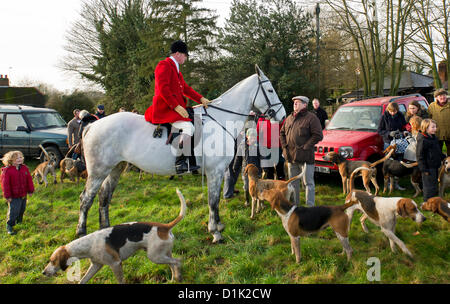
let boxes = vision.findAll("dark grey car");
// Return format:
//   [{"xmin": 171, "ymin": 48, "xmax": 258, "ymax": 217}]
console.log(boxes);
[{"xmin": 0, "ymin": 105, "xmax": 69, "ymax": 164}]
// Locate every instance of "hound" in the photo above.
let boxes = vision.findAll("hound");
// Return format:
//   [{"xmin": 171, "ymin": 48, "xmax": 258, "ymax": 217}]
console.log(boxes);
[
  {"xmin": 344, "ymin": 167, "xmax": 426, "ymax": 258},
  {"xmin": 421, "ymin": 197, "xmax": 450, "ymax": 222},
  {"xmin": 244, "ymin": 163, "xmax": 303, "ymax": 219},
  {"xmin": 438, "ymin": 156, "xmax": 450, "ymax": 197},
  {"xmin": 43, "ymin": 189, "xmax": 186, "ymax": 283},
  {"xmin": 32, "ymin": 145, "xmax": 57, "ymax": 187},
  {"xmin": 265, "ymin": 190, "xmax": 355, "ymax": 263},
  {"xmin": 322, "ymin": 145, "xmax": 394, "ymax": 195},
  {"xmin": 60, "ymin": 158, "xmax": 87, "ymax": 184}
]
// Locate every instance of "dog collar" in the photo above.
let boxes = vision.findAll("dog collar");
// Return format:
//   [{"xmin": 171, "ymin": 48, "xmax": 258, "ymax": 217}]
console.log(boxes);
[{"xmin": 276, "ymin": 205, "xmax": 297, "ymax": 235}]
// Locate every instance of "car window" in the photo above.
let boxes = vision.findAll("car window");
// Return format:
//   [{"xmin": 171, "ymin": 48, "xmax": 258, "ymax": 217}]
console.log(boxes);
[
  {"xmin": 5, "ymin": 114, "xmax": 27, "ymax": 131},
  {"xmin": 398, "ymin": 104, "xmax": 407, "ymax": 114},
  {"xmin": 0, "ymin": 114, "xmax": 3, "ymax": 130},
  {"xmin": 327, "ymin": 106, "xmax": 382, "ymax": 131},
  {"xmin": 24, "ymin": 112, "xmax": 66, "ymax": 129},
  {"xmin": 417, "ymin": 100, "xmax": 428, "ymax": 110}
]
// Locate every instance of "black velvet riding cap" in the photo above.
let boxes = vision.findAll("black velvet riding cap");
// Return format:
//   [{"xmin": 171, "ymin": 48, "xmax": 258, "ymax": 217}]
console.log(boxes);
[{"xmin": 170, "ymin": 40, "xmax": 189, "ymax": 56}]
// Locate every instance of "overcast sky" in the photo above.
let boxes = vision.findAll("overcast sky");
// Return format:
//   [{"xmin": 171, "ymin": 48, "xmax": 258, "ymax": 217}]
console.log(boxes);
[{"xmin": 0, "ymin": 0, "xmax": 232, "ymax": 93}]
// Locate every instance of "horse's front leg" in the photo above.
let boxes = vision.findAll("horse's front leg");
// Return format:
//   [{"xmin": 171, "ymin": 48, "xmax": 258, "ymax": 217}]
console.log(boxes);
[
  {"xmin": 77, "ymin": 174, "xmax": 109, "ymax": 237},
  {"xmin": 207, "ymin": 174, "xmax": 225, "ymax": 243}
]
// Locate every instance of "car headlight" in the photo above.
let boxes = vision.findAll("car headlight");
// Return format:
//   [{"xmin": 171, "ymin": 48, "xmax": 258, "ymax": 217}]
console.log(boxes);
[{"xmin": 339, "ymin": 146, "xmax": 354, "ymax": 159}]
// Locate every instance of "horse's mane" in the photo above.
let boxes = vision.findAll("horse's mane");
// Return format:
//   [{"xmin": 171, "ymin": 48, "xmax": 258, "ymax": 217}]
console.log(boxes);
[{"xmin": 211, "ymin": 73, "xmax": 258, "ymax": 104}]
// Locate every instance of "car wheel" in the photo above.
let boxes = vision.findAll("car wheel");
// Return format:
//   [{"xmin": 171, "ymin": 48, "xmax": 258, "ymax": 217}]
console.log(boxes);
[{"xmin": 40, "ymin": 146, "xmax": 63, "ymax": 168}]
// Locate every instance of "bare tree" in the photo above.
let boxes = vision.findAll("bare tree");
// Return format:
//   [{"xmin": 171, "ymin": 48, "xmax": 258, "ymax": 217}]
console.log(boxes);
[
  {"xmin": 325, "ymin": 0, "xmax": 415, "ymax": 96},
  {"xmin": 407, "ymin": 0, "xmax": 449, "ymax": 88}
]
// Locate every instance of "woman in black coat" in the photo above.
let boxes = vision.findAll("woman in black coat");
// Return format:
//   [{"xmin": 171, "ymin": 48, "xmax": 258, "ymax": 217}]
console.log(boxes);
[{"xmin": 377, "ymin": 102, "xmax": 407, "ymax": 149}]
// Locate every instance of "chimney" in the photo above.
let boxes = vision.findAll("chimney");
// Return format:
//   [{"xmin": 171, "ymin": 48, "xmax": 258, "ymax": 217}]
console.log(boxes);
[{"xmin": 0, "ymin": 74, "xmax": 9, "ymax": 87}]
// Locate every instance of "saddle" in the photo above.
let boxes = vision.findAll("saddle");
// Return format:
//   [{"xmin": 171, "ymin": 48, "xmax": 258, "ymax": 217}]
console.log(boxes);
[{"xmin": 151, "ymin": 107, "xmax": 199, "ymax": 147}]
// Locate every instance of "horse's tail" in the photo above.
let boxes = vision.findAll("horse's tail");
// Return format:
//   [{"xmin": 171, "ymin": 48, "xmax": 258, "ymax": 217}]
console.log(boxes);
[{"xmin": 165, "ymin": 188, "xmax": 187, "ymax": 230}]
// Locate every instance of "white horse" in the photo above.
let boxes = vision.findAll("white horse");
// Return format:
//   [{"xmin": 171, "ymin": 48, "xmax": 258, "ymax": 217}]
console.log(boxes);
[{"xmin": 77, "ymin": 65, "xmax": 286, "ymax": 243}]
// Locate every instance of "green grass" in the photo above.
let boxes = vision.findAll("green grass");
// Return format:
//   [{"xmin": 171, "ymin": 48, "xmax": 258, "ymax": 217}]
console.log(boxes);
[{"xmin": 0, "ymin": 160, "xmax": 448, "ymax": 284}]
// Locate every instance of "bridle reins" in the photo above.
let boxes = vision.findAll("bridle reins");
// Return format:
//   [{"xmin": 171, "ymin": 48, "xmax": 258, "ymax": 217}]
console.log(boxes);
[{"xmin": 201, "ymin": 76, "xmax": 283, "ymax": 142}]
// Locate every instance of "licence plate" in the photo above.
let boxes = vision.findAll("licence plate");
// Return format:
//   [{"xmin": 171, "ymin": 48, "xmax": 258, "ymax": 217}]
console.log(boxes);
[{"xmin": 315, "ymin": 166, "xmax": 330, "ymax": 174}]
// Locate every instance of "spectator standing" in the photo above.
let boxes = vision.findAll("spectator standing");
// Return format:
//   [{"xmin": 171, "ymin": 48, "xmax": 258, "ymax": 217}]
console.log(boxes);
[
  {"xmin": 280, "ymin": 96, "xmax": 323, "ymax": 206},
  {"xmin": 257, "ymin": 116, "xmax": 286, "ymax": 180},
  {"xmin": 377, "ymin": 102, "xmax": 407, "ymax": 150},
  {"xmin": 405, "ymin": 100, "xmax": 428, "ymax": 124},
  {"xmin": 95, "ymin": 104, "xmax": 107, "ymax": 119},
  {"xmin": 1, "ymin": 151, "xmax": 34, "ymax": 235},
  {"xmin": 416, "ymin": 119, "xmax": 446, "ymax": 202},
  {"xmin": 428, "ymin": 88, "xmax": 450, "ymax": 156},
  {"xmin": 67, "ymin": 109, "xmax": 81, "ymax": 159},
  {"xmin": 311, "ymin": 98, "xmax": 328, "ymax": 130}
]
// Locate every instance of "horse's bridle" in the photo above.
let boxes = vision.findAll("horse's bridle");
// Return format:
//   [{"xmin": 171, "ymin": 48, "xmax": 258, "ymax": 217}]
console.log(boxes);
[
  {"xmin": 252, "ymin": 78, "xmax": 284, "ymax": 120},
  {"xmin": 202, "ymin": 76, "xmax": 284, "ymax": 141}
]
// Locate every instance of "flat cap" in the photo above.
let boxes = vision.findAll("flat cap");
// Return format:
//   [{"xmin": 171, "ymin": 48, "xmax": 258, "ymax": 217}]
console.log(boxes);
[
  {"xmin": 292, "ymin": 96, "xmax": 309, "ymax": 104},
  {"xmin": 434, "ymin": 88, "xmax": 448, "ymax": 98}
]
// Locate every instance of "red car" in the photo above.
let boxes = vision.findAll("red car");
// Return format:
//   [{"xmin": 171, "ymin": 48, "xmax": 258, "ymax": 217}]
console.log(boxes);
[{"xmin": 314, "ymin": 94, "xmax": 429, "ymax": 174}]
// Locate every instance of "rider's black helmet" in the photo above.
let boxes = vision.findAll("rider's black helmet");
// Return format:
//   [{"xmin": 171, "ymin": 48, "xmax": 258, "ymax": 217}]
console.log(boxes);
[{"xmin": 170, "ymin": 40, "xmax": 189, "ymax": 56}]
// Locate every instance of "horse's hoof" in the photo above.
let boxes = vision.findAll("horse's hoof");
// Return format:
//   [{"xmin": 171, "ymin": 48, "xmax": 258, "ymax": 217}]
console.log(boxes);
[
  {"xmin": 217, "ymin": 223, "xmax": 225, "ymax": 232},
  {"xmin": 212, "ymin": 232, "xmax": 224, "ymax": 243}
]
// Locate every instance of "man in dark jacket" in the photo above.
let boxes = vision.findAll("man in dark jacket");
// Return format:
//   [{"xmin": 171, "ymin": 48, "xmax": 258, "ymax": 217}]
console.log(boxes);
[
  {"xmin": 312, "ymin": 98, "xmax": 328, "ymax": 129},
  {"xmin": 95, "ymin": 104, "xmax": 106, "ymax": 119},
  {"xmin": 280, "ymin": 96, "xmax": 323, "ymax": 206}
]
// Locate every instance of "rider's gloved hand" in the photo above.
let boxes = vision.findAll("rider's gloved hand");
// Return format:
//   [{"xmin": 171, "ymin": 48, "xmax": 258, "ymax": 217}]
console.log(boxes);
[
  {"xmin": 200, "ymin": 97, "xmax": 211, "ymax": 109},
  {"xmin": 174, "ymin": 105, "xmax": 189, "ymax": 118}
]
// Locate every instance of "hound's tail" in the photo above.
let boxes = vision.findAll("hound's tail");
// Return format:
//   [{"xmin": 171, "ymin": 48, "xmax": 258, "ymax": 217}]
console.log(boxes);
[
  {"xmin": 348, "ymin": 167, "xmax": 374, "ymax": 193},
  {"xmin": 369, "ymin": 145, "xmax": 395, "ymax": 168},
  {"xmin": 39, "ymin": 144, "xmax": 50, "ymax": 161},
  {"xmin": 400, "ymin": 161, "xmax": 418, "ymax": 168},
  {"xmin": 166, "ymin": 188, "xmax": 187, "ymax": 230},
  {"xmin": 286, "ymin": 164, "xmax": 306, "ymax": 185}
]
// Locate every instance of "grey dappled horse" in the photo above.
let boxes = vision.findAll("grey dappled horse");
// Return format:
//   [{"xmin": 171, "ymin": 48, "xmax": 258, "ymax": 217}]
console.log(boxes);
[{"xmin": 77, "ymin": 65, "xmax": 286, "ymax": 243}]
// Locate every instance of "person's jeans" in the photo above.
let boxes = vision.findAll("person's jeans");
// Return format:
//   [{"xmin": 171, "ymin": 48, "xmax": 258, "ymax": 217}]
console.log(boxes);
[
  {"xmin": 288, "ymin": 162, "xmax": 315, "ymax": 206},
  {"xmin": 223, "ymin": 156, "xmax": 242, "ymax": 198},
  {"xmin": 6, "ymin": 197, "xmax": 27, "ymax": 226}
]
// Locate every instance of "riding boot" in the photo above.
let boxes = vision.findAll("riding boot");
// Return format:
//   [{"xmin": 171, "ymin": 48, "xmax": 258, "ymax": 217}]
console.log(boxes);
[
  {"xmin": 188, "ymin": 156, "xmax": 200, "ymax": 175},
  {"xmin": 175, "ymin": 154, "xmax": 200, "ymax": 174}
]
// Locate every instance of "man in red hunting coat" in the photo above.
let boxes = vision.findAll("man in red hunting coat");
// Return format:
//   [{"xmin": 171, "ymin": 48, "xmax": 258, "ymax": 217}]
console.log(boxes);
[{"xmin": 145, "ymin": 40, "xmax": 211, "ymax": 174}]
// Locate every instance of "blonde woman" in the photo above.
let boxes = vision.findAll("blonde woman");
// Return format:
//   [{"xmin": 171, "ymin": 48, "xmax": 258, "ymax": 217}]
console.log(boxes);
[
  {"xmin": 416, "ymin": 119, "xmax": 446, "ymax": 202},
  {"xmin": 1, "ymin": 151, "xmax": 34, "ymax": 235}
]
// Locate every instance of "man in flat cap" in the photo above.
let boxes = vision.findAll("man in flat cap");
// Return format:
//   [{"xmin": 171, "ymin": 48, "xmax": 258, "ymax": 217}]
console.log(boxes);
[
  {"xmin": 428, "ymin": 88, "xmax": 450, "ymax": 155},
  {"xmin": 280, "ymin": 96, "xmax": 323, "ymax": 206},
  {"xmin": 145, "ymin": 40, "xmax": 211, "ymax": 173}
]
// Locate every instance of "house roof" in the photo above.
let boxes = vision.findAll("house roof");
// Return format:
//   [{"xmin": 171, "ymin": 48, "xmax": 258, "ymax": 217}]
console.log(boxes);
[
  {"xmin": 383, "ymin": 71, "xmax": 434, "ymax": 89},
  {"xmin": 0, "ymin": 87, "xmax": 46, "ymax": 107},
  {"xmin": 340, "ymin": 71, "xmax": 434, "ymax": 99}
]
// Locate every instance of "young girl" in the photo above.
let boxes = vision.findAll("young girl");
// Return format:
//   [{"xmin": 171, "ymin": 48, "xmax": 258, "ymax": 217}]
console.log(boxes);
[
  {"xmin": 1, "ymin": 151, "xmax": 34, "ymax": 235},
  {"xmin": 416, "ymin": 119, "xmax": 445, "ymax": 202}
]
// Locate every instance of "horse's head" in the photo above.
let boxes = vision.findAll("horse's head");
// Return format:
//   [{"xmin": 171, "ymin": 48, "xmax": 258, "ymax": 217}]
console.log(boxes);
[{"xmin": 253, "ymin": 65, "xmax": 286, "ymax": 122}]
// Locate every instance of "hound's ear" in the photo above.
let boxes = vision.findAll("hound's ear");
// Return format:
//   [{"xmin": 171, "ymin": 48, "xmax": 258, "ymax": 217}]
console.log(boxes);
[
  {"xmin": 396, "ymin": 199, "xmax": 407, "ymax": 217},
  {"xmin": 244, "ymin": 165, "xmax": 249, "ymax": 176}
]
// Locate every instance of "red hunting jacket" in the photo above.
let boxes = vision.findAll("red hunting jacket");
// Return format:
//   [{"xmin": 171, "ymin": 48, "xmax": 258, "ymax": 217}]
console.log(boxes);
[
  {"xmin": 145, "ymin": 57, "xmax": 203, "ymax": 124},
  {"xmin": 1, "ymin": 165, "xmax": 34, "ymax": 199}
]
